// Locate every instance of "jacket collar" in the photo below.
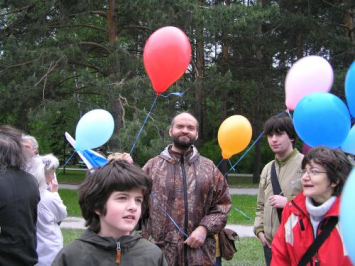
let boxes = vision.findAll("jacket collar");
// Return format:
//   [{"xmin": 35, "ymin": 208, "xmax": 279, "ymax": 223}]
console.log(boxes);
[
  {"xmin": 275, "ymin": 148, "xmax": 300, "ymax": 167},
  {"xmin": 78, "ymin": 229, "xmax": 141, "ymax": 250},
  {"xmin": 159, "ymin": 144, "xmax": 199, "ymax": 164},
  {"xmin": 291, "ymin": 193, "xmax": 340, "ymax": 218}
]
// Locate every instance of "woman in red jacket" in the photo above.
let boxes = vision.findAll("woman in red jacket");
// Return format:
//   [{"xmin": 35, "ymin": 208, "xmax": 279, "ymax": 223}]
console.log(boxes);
[{"xmin": 271, "ymin": 146, "xmax": 353, "ymax": 266}]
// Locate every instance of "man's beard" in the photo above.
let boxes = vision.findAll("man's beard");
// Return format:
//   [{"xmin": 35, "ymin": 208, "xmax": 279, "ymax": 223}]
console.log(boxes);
[{"xmin": 172, "ymin": 135, "xmax": 196, "ymax": 150}]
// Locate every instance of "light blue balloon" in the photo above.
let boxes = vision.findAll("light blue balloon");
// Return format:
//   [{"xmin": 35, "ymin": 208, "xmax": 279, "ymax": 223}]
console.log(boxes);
[
  {"xmin": 75, "ymin": 109, "xmax": 114, "ymax": 151},
  {"xmin": 340, "ymin": 169, "xmax": 355, "ymax": 264},
  {"xmin": 341, "ymin": 125, "xmax": 355, "ymax": 155},
  {"xmin": 293, "ymin": 92, "xmax": 351, "ymax": 148},
  {"xmin": 345, "ymin": 61, "xmax": 355, "ymax": 118}
]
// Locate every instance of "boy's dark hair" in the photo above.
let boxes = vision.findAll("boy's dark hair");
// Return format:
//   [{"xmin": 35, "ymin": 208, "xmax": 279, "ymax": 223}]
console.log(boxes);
[
  {"xmin": 78, "ymin": 159, "xmax": 152, "ymax": 233},
  {"xmin": 301, "ymin": 146, "xmax": 352, "ymax": 196},
  {"xmin": 264, "ymin": 114, "xmax": 297, "ymax": 146},
  {"xmin": 0, "ymin": 125, "xmax": 27, "ymax": 170}
]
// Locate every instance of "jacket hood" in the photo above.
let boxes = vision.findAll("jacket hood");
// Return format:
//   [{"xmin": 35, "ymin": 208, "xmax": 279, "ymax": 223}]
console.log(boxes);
[
  {"xmin": 291, "ymin": 193, "xmax": 340, "ymax": 218},
  {"xmin": 78, "ymin": 229, "xmax": 141, "ymax": 250},
  {"xmin": 159, "ymin": 144, "xmax": 199, "ymax": 164}
]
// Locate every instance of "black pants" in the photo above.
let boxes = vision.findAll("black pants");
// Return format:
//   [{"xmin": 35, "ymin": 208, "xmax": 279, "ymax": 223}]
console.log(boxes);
[{"xmin": 263, "ymin": 245, "xmax": 272, "ymax": 266}]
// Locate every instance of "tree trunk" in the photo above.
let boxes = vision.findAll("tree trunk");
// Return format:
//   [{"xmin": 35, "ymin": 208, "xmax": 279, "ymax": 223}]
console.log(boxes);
[
  {"xmin": 252, "ymin": 2, "xmax": 263, "ymax": 184},
  {"xmin": 195, "ymin": 27, "xmax": 204, "ymax": 148},
  {"xmin": 220, "ymin": 0, "xmax": 231, "ymax": 176}
]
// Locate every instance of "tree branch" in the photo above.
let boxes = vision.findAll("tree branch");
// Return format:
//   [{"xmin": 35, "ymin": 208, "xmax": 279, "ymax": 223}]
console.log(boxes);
[
  {"xmin": 49, "ymin": 24, "xmax": 107, "ymax": 33},
  {"xmin": 68, "ymin": 60, "xmax": 107, "ymax": 76},
  {"xmin": 0, "ymin": 58, "xmax": 39, "ymax": 76},
  {"xmin": 78, "ymin": 41, "xmax": 111, "ymax": 55}
]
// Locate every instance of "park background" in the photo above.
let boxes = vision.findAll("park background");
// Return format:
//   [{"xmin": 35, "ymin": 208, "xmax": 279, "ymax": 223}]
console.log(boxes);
[{"xmin": 1, "ymin": 1, "xmax": 354, "ymax": 184}]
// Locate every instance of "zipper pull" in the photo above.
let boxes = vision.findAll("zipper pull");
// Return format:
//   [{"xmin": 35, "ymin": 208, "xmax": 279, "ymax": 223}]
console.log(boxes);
[
  {"xmin": 315, "ymin": 252, "xmax": 319, "ymax": 266},
  {"xmin": 116, "ymin": 242, "xmax": 121, "ymax": 264}
]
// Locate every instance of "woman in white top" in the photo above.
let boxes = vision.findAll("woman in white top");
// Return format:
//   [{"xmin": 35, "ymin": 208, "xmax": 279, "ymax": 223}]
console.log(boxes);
[{"xmin": 28, "ymin": 154, "xmax": 67, "ymax": 266}]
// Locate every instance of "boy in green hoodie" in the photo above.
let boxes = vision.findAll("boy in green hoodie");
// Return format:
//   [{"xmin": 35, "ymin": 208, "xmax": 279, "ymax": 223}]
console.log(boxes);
[{"xmin": 53, "ymin": 159, "xmax": 167, "ymax": 266}]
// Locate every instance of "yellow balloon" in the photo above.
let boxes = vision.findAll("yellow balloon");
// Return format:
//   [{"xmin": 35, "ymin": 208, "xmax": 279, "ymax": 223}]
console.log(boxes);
[{"xmin": 218, "ymin": 115, "xmax": 253, "ymax": 159}]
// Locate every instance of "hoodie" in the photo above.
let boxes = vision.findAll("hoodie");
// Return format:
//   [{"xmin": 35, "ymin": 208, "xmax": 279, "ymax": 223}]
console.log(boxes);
[{"xmin": 52, "ymin": 229, "xmax": 167, "ymax": 266}]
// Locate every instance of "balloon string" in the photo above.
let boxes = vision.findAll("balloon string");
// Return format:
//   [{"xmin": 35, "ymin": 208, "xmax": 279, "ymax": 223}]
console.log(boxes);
[
  {"xmin": 159, "ymin": 92, "xmax": 185, "ymax": 98},
  {"xmin": 228, "ymin": 159, "xmax": 236, "ymax": 172},
  {"xmin": 223, "ymin": 109, "xmax": 288, "ymax": 177},
  {"xmin": 224, "ymin": 130, "xmax": 265, "ymax": 177},
  {"xmin": 216, "ymin": 158, "xmax": 223, "ymax": 168},
  {"xmin": 130, "ymin": 95, "xmax": 158, "ymax": 155},
  {"xmin": 56, "ymin": 151, "xmax": 77, "ymax": 176},
  {"xmin": 234, "ymin": 207, "xmax": 252, "ymax": 220},
  {"xmin": 151, "ymin": 191, "xmax": 189, "ymax": 238}
]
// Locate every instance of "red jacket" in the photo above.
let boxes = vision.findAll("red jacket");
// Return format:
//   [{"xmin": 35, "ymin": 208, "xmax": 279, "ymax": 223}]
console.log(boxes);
[{"xmin": 271, "ymin": 193, "xmax": 352, "ymax": 266}]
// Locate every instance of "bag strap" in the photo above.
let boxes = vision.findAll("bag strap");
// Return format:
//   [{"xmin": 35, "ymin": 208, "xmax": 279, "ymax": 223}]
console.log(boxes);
[
  {"xmin": 298, "ymin": 216, "xmax": 338, "ymax": 266},
  {"xmin": 270, "ymin": 162, "xmax": 283, "ymax": 222}
]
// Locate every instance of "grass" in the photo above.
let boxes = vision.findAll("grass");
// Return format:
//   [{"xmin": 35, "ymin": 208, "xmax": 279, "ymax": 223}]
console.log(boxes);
[
  {"xmin": 58, "ymin": 189, "xmax": 81, "ymax": 217},
  {"xmin": 56, "ymin": 169, "xmax": 259, "ymax": 189},
  {"xmin": 58, "ymin": 189, "xmax": 257, "ymax": 226},
  {"xmin": 57, "ymin": 169, "xmax": 87, "ymax": 184},
  {"xmin": 229, "ymin": 195, "xmax": 256, "ymax": 225},
  {"xmin": 223, "ymin": 237, "xmax": 264, "ymax": 265},
  {"xmin": 62, "ymin": 229, "xmax": 85, "ymax": 246},
  {"xmin": 227, "ymin": 175, "xmax": 259, "ymax": 188}
]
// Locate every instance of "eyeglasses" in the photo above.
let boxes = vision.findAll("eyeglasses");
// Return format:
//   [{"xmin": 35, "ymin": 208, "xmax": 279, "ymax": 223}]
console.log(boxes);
[{"xmin": 298, "ymin": 170, "xmax": 327, "ymax": 177}]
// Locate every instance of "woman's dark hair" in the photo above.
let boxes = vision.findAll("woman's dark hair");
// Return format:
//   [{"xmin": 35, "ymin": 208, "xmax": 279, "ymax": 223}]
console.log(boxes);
[
  {"xmin": 78, "ymin": 159, "xmax": 152, "ymax": 233},
  {"xmin": 264, "ymin": 114, "xmax": 297, "ymax": 146},
  {"xmin": 0, "ymin": 125, "xmax": 27, "ymax": 170},
  {"xmin": 301, "ymin": 146, "xmax": 352, "ymax": 196}
]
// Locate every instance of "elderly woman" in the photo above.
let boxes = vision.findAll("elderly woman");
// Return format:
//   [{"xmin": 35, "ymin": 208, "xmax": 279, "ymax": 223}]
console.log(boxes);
[
  {"xmin": 271, "ymin": 146, "xmax": 353, "ymax": 266},
  {"xmin": 27, "ymin": 154, "xmax": 67, "ymax": 266}
]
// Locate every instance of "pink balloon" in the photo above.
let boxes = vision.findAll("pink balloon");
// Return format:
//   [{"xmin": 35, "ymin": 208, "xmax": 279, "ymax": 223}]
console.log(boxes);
[
  {"xmin": 143, "ymin": 26, "xmax": 191, "ymax": 94},
  {"xmin": 285, "ymin": 56, "xmax": 334, "ymax": 110}
]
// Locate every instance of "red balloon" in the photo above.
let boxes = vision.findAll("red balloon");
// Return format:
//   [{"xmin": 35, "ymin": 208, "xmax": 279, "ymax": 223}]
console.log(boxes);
[{"xmin": 143, "ymin": 26, "xmax": 191, "ymax": 94}]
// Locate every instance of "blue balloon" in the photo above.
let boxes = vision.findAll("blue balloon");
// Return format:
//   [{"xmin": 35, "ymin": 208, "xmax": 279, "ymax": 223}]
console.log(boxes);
[
  {"xmin": 341, "ymin": 125, "xmax": 355, "ymax": 155},
  {"xmin": 345, "ymin": 61, "xmax": 355, "ymax": 118},
  {"xmin": 340, "ymin": 169, "xmax": 355, "ymax": 264},
  {"xmin": 293, "ymin": 92, "xmax": 351, "ymax": 148},
  {"xmin": 75, "ymin": 109, "xmax": 114, "ymax": 151}
]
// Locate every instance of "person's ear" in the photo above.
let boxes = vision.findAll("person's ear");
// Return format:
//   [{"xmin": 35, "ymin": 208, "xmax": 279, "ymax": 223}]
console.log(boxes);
[
  {"xmin": 196, "ymin": 131, "xmax": 199, "ymax": 140},
  {"xmin": 169, "ymin": 127, "xmax": 173, "ymax": 137},
  {"xmin": 95, "ymin": 210, "xmax": 101, "ymax": 216}
]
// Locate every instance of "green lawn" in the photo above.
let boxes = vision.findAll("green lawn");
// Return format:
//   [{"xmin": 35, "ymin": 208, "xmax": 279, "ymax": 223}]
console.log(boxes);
[
  {"xmin": 58, "ymin": 189, "xmax": 81, "ymax": 217},
  {"xmin": 57, "ymin": 169, "xmax": 87, "ymax": 184},
  {"xmin": 223, "ymin": 237, "xmax": 264, "ymax": 265},
  {"xmin": 56, "ymin": 168, "xmax": 259, "ymax": 189},
  {"xmin": 59, "ymin": 189, "xmax": 257, "ymax": 226},
  {"xmin": 62, "ymin": 229, "xmax": 85, "ymax": 246},
  {"xmin": 227, "ymin": 175, "xmax": 259, "ymax": 188}
]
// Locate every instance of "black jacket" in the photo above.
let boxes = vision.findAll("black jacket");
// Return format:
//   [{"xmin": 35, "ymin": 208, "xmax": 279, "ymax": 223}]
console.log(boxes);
[{"xmin": 0, "ymin": 168, "xmax": 40, "ymax": 266}]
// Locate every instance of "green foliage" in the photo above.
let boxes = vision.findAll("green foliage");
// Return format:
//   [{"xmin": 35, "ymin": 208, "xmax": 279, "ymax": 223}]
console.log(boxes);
[{"xmin": 0, "ymin": 0, "xmax": 353, "ymax": 175}]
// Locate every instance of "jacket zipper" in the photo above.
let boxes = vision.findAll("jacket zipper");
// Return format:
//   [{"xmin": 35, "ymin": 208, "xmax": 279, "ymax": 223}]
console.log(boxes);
[
  {"xmin": 116, "ymin": 241, "xmax": 121, "ymax": 264},
  {"xmin": 291, "ymin": 200, "xmax": 323, "ymax": 266},
  {"xmin": 181, "ymin": 153, "xmax": 189, "ymax": 266}
]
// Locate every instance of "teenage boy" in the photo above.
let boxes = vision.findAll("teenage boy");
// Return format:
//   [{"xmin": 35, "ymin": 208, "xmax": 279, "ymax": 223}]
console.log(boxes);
[
  {"xmin": 254, "ymin": 114, "xmax": 303, "ymax": 266},
  {"xmin": 52, "ymin": 159, "xmax": 168, "ymax": 266}
]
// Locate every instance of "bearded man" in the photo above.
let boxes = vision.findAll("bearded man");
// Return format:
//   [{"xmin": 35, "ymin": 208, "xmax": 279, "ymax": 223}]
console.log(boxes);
[{"xmin": 142, "ymin": 112, "xmax": 231, "ymax": 266}]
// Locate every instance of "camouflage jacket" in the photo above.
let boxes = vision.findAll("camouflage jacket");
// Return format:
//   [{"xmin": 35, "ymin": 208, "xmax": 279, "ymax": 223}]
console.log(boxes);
[{"xmin": 142, "ymin": 145, "xmax": 231, "ymax": 266}]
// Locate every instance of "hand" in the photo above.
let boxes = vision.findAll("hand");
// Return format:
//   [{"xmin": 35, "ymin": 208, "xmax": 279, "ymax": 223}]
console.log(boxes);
[
  {"xmin": 257, "ymin": 232, "xmax": 271, "ymax": 248},
  {"xmin": 50, "ymin": 179, "xmax": 58, "ymax": 192},
  {"xmin": 120, "ymin": 152, "xmax": 133, "ymax": 164},
  {"xmin": 184, "ymin": 226, "xmax": 207, "ymax": 249},
  {"xmin": 269, "ymin": 195, "xmax": 287, "ymax": 208}
]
